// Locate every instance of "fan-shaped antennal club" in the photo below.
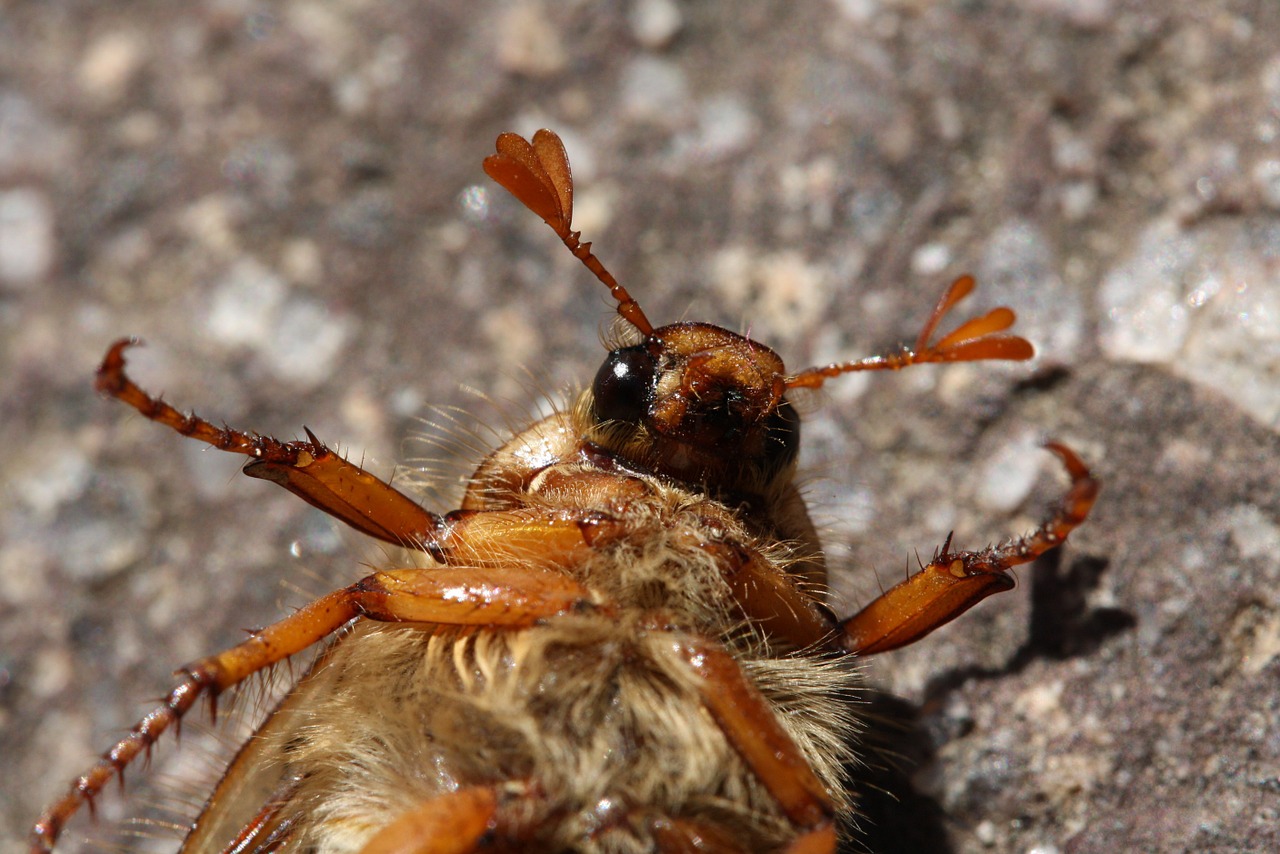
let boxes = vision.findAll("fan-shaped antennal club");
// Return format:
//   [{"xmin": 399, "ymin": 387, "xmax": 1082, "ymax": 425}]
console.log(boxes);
[
  {"xmin": 785, "ymin": 275, "xmax": 1035, "ymax": 390},
  {"xmin": 484, "ymin": 130, "xmax": 654, "ymax": 337}
]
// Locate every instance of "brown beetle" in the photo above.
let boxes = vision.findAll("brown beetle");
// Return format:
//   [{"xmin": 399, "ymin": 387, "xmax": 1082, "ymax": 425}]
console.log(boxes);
[{"xmin": 33, "ymin": 129, "xmax": 1096, "ymax": 853}]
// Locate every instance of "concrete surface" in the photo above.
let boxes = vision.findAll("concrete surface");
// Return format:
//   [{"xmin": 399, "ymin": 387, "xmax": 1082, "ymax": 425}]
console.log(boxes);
[{"xmin": 3, "ymin": 1, "xmax": 1278, "ymax": 852}]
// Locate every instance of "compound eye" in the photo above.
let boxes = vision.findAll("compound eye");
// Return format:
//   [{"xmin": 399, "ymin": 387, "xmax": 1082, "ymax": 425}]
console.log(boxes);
[{"xmin": 592, "ymin": 345, "xmax": 656, "ymax": 425}]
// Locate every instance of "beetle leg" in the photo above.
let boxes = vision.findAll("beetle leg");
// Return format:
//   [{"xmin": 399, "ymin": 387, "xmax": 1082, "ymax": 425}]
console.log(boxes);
[
  {"xmin": 441, "ymin": 505, "xmax": 836, "ymax": 651},
  {"xmin": 29, "ymin": 566, "xmax": 597, "ymax": 853},
  {"xmin": 841, "ymin": 442, "xmax": 1099, "ymax": 655},
  {"xmin": 649, "ymin": 816, "xmax": 746, "ymax": 852},
  {"xmin": 96, "ymin": 339, "xmax": 443, "ymax": 549},
  {"xmin": 428, "ymin": 506, "xmax": 628, "ymax": 568},
  {"xmin": 209, "ymin": 775, "xmax": 300, "ymax": 854},
  {"xmin": 650, "ymin": 816, "xmax": 835, "ymax": 853},
  {"xmin": 781, "ymin": 826, "xmax": 840, "ymax": 854},
  {"xmin": 97, "ymin": 341, "xmax": 644, "ymax": 567},
  {"xmin": 358, "ymin": 786, "xmax": 507, "ymax": 854},
  {"xmin": 655, "ymin": 628, "xmax": 835, "ymax": 841},
  {"xmin": 695, "ymin": 538, "xmax": 836, "ymax": 651}
]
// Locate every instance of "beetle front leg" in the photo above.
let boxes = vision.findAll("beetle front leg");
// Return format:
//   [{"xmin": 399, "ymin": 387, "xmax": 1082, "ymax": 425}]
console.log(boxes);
[
  {"xmin": 841, "ymin": 442, "xmax": 1099, "ymax": 655},
  {"xmin": 96, "ymin": 339, "xmax": 445, "ymax": 549}
]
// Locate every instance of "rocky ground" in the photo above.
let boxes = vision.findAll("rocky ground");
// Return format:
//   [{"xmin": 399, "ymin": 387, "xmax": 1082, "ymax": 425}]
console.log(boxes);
[{"xmin": 3, "ymin": 1, "xmax": 1279, "ymax": 852}]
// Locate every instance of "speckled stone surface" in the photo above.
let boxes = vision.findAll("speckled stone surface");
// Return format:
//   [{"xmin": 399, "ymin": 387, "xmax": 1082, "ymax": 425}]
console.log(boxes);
[{"xmin": 3, "ymin": 2, "xmax": 1278, "ymax": 852}]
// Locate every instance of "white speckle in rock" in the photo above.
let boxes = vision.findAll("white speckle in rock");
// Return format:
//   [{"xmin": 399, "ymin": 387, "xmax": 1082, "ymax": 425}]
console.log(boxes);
[
  {"xmin": 390, "ymin": 386, "xmax": 424, "ymax": 419},
  {"xmin": 286, "ymin": 1, "xmax": 357, "ymax": 78},
  {"xmin": 49, "ymin": 471, "xmax": 154, "ymax": 582},
  {"xmin": 30, "ymin": 648, "xmax": 73, "ymax": 698},
  {"xmin": 1103, "ymin": 220, "xmax": 1280, "ymax": 428},
  {"xmin": 675, "ymin": 96, "xmax": 758, "ymax": 164},
  {"xmin": 281, "ymin": 238, "xmax": 322, "ymax": 286},
  {"xmin": 333, "ymin": 74, "xmax": 370, "ymax": 115},
  {"xmin": 1253, "ymin": 159, "xmax": 1280, "ymax": 210},
  {"xmin": 0, "ymin": 541, "xmax": 48, "ymax": 605},
  {"xmin": 628, "ymin": 0, "xmax": 683, "ymax": 50},
  {"xmin": 14, "ymin": 443, "xmax": 92, "ymax": 517},
  {"xmin": 910, "ymin": 242, "xmax": 952, "ymax": 276},
  {"xmin": 932, "ymin": 95, "xmax": 964, "ymax": 141},
  {"xmin": 1097, "ymin": 222, "xmax": 1194, "ymax": 363},
  {"xmin": 710, "ymin": 246, "xmax": 830, "ymax": 343},
  {"xmin": 977, "ymin": 432, "xmax": 1046, "ymax": 513},
  {"xmin": 480, "ymin": 304, "xmax": 541, "ymax": 370},
  {"xmin": 78, "ymin": 30, "xmax": 146, "ymax": 104},
  {"xmin": 1024, "ymin": 0, "xmax": 1112, "ymax": 28},
  {"xmin": 1026, "ymin": 843, "xmax": 1062, "ymax": 854},
  {"xmin": 208, "ymin": 258, "xmax": 289, "ymax": 348},
  {"xmin": 0, "ymin": 188, "xmax": 55, "ymax": 287},
  {"xmin": 619, "ymin": 57, "xmax": 690, "ymax": 124},
  {"xmin": 975, "ymin": 819, "xmax": 998, "ymax": 846},
  {"xmin": 0, "ymin": 93, "xmax": 70, "ymax": 174},
  {"xmin": 1059, "ymin": 180, "xmax": 1098, "ymax": 221},
  {"xmin": 181, "ymin": 194, "xmax": 241, "ymax": 255},
  {"xmin": 261, "ymin": 297, "xmax": 353, "ymax": 390},
  {"xmin": 496, "ymin": 2, "xmax": 567, "ymax": 78},
  {"xmin": 1262, "ymin": 54, "xmax": 1280, "ymax": 103},
  {"xmin": 1156, "ymin": 438, "xmax": 1212, "ymax": 476},
  {"xmin": 1222, "ymin": 504, "xmax": 1280, "ymax": 562},
  {"xmin": 1015, "ymin": 680, "xmax": 1066, "ymax": 728},
  {"xmin": 571, "ymin": 185, "xmax": 616, "ymax": 236},
  {"xmin": 978, "ymin": 219, "xmax": 1083, "ymax": 362},
  {"xmin": 832, "ymin": 0, "xmax": 880, "ymax": 24},
  {"xmin": 367, "ymin": 35, "xmax": 410, "ymax": 89},
  {"xmin": 1236, "ymin": 610, "xmax": 1280, "ymax": 676}
]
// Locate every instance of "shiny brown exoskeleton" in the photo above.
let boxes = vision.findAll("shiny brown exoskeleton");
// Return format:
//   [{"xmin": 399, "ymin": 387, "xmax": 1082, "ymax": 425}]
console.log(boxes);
[{"xmin": 32, "ymin": 130, "xmax": 1097, "ymax": 853}]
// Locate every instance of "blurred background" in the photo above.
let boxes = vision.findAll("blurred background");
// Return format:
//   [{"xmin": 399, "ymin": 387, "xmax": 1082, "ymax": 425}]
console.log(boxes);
[{"xmin": 3, "ymin": 1, "xmax": 1278, "ymax": 851}]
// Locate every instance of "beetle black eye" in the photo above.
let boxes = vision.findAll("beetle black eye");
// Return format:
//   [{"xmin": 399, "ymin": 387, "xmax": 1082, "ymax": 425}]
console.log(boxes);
[{"xmin": 592, "ymin": 346, "xmax": 656, "ymax": 424}]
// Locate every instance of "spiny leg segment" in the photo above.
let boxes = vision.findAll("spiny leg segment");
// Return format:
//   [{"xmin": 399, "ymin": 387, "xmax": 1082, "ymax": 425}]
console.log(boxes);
[
  {"xmin": 841, "ymin": 442, "xmax": 1099, "ymax": 655},
  {"xmin": 96, "ymin": 341, "xmax": 636, "ymax": 570},
  {"xmin": 97, "ymin": 339, "xmax": 443, "ymax": 550},
  {"xmin": 28, "ymin": 567, "xmax": 598, "ymax": 853}
]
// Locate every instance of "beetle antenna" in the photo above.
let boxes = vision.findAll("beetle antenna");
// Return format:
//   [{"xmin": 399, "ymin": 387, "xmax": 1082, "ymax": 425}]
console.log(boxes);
[
  {"xmin": 484, "ymin": 129, "xmax": 655, "ymax": 337},
  {"xmin": 785, "ymin": 275, "xmax": 1034, "ymax": 390}
]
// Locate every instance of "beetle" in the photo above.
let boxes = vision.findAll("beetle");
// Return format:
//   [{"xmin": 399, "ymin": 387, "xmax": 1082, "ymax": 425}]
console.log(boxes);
[{"xmin": 33, "ymin": 129, "xmax": 1096, "ymax": 853}]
